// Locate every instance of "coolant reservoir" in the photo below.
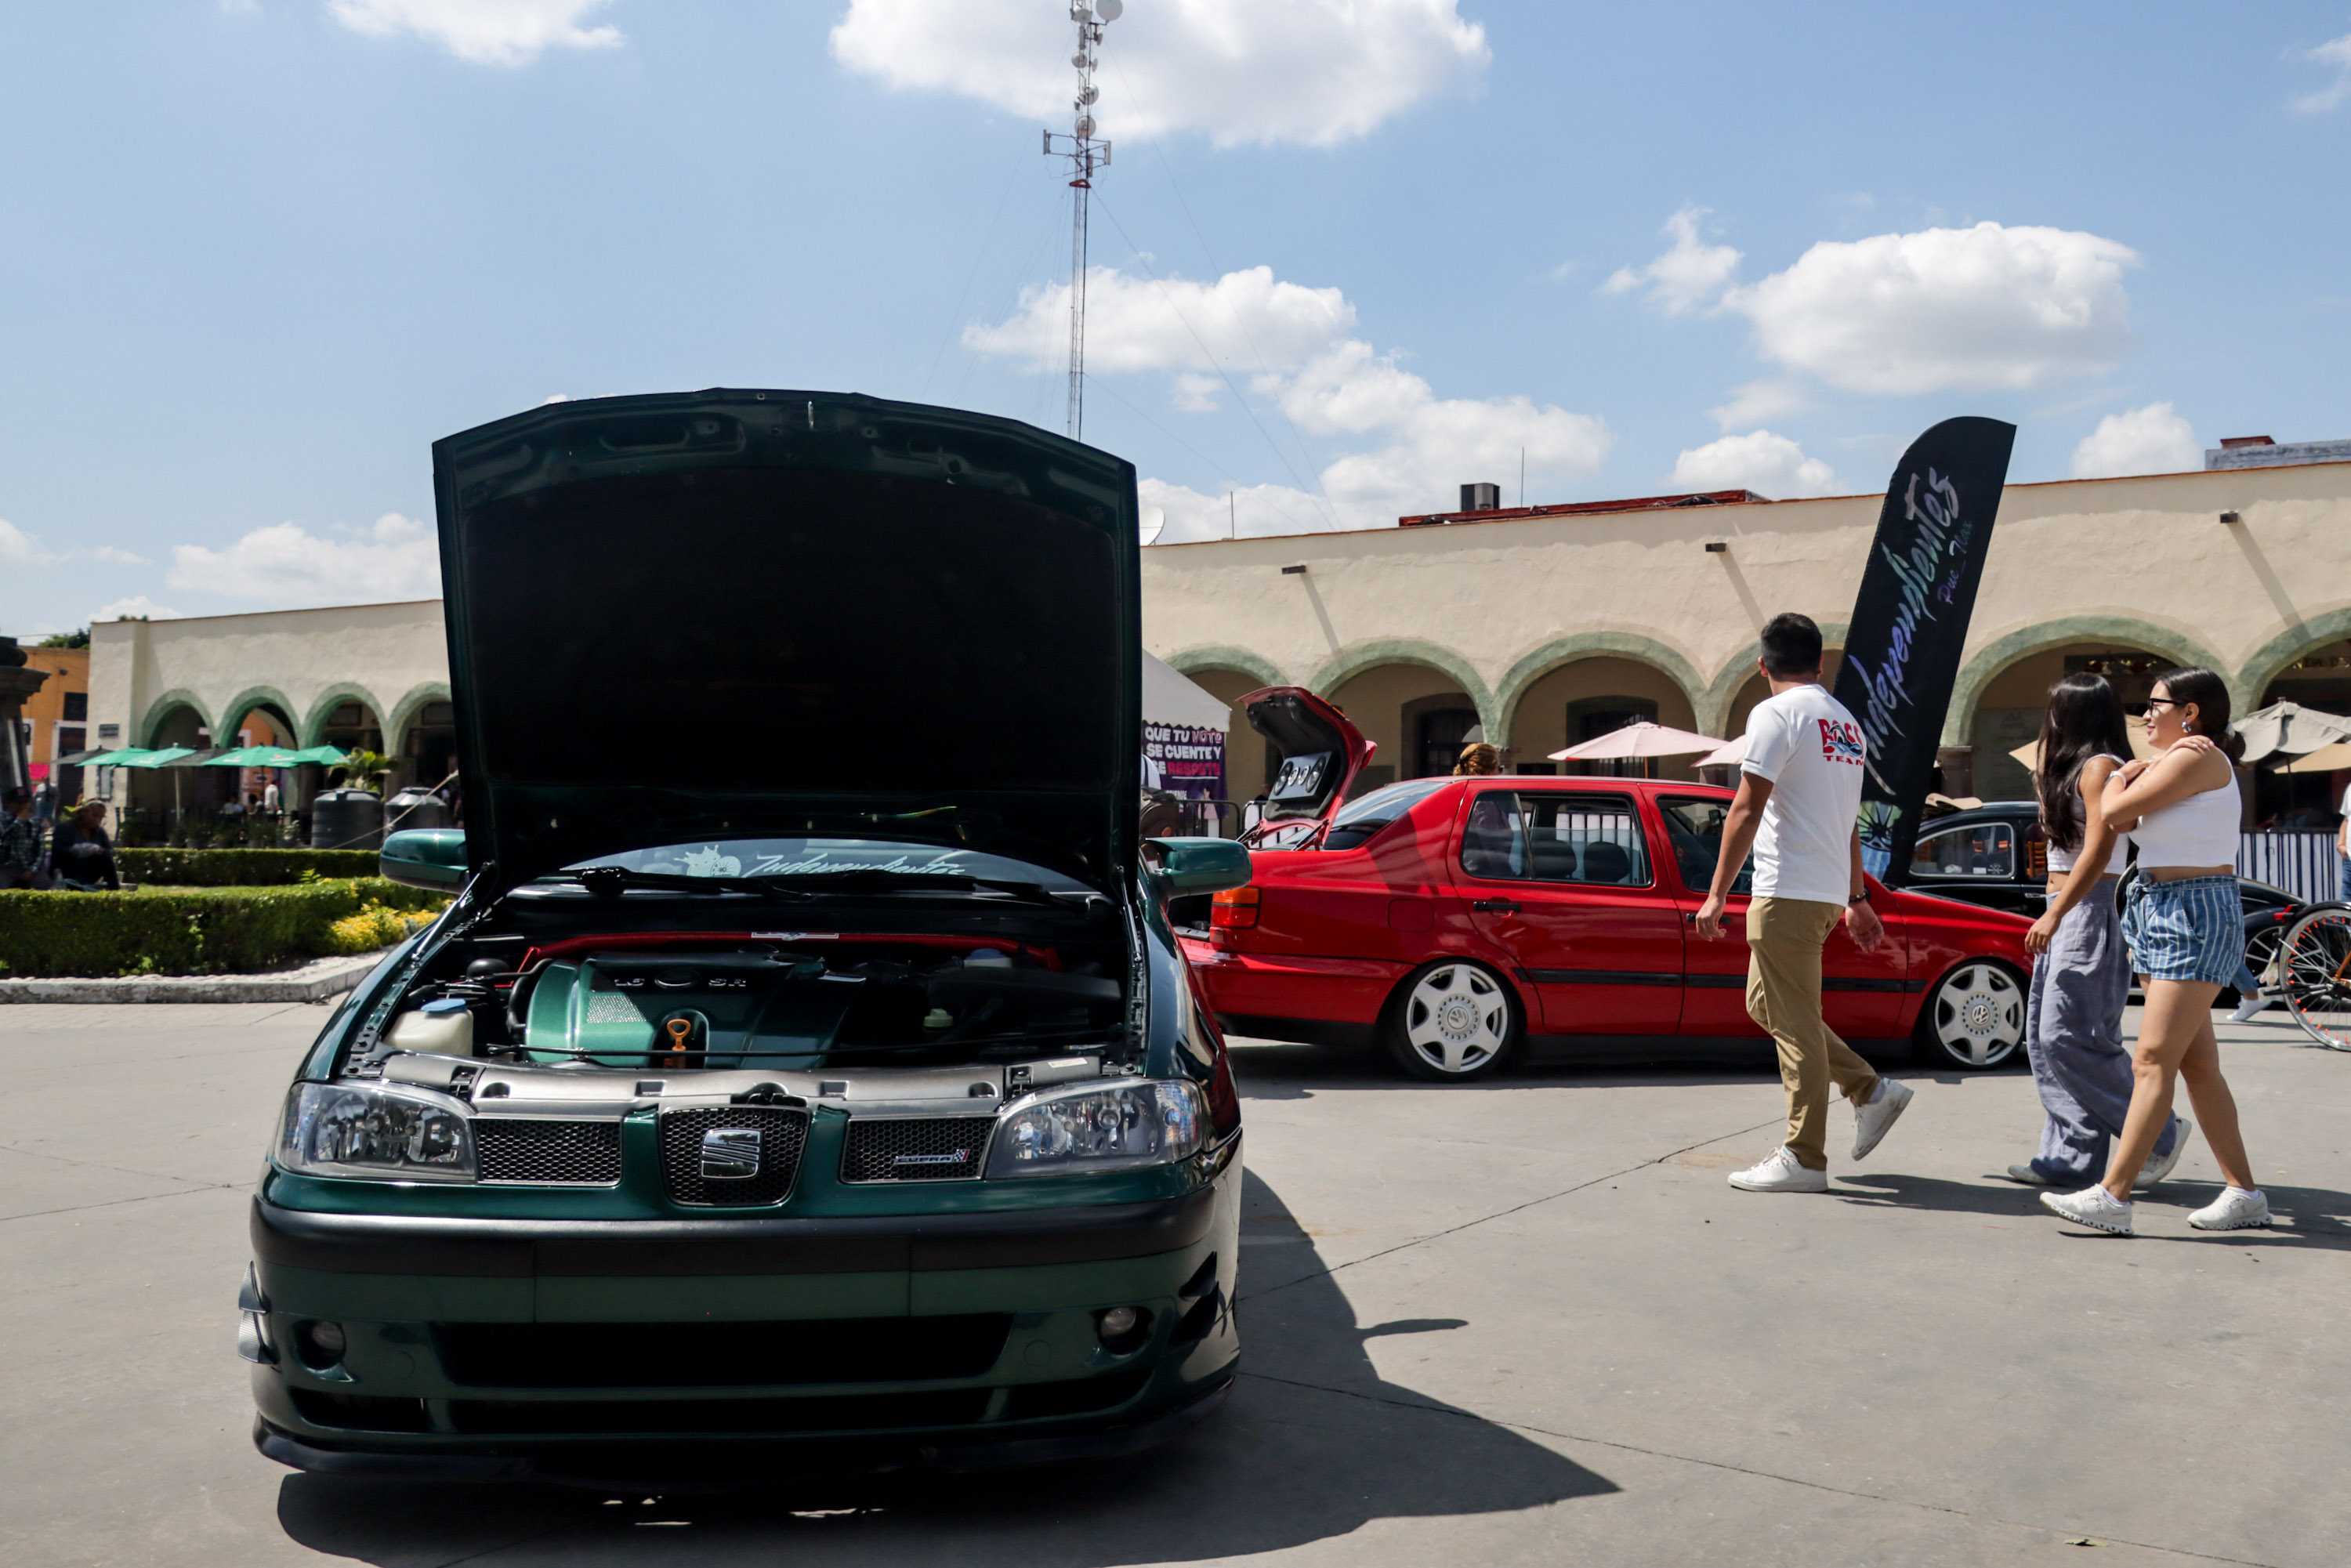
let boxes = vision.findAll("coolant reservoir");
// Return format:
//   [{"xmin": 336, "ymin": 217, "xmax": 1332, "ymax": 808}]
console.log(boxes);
[{"xmin": 388, "ymin": 997, "xmax": 475, "ymax": 1057}]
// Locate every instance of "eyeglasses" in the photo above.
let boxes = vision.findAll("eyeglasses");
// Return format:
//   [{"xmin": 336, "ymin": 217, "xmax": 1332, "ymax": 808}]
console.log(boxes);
[{"xmin": 2128, "ymin": 697, "xmax": 2181, "ymax": 716}]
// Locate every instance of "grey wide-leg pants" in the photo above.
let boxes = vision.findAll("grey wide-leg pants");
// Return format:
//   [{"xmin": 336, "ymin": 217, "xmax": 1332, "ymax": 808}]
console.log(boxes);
[{"xmin": 2023, "ymin": 878, "xmax": 2178, "ymax": 1182}]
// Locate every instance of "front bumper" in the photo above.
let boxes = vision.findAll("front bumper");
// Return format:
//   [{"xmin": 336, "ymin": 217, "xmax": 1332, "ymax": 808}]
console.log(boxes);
[{"xmin": 244, "ymin": 1162, "xmax": 1241, "ymax": 1469}]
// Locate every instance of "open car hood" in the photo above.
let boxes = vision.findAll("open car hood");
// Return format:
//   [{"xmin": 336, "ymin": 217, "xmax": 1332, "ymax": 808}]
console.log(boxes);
[
  {"xmin": 432, "ymin": 390, "xmax": 1141, "ymax": 899},
  {"xmin": 1237, "ymin": 686, "xmax": 1375, "ymax": 842}
]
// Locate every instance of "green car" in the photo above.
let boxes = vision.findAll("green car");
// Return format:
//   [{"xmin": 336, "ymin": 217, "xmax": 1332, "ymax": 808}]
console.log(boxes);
[{"xmin": 242, "ymin": 390, "xmax": 1252, "ymax": 1484}]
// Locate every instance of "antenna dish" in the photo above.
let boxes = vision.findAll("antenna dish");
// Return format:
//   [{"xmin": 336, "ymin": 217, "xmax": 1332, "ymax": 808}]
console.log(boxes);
[
  {"xmin": 1139, "ymin": 505, "xmax": 1166, "ymax": 545},
  {"xmin": 1074, "ymin": 115, "xmax": 1096, "ymax": 137},
  {"xmin": 1078, "ymin": 85, "xmax": 1099, "ymax": 105},
  {"xmin": 1096, "ymin": 0, "xmax": 1121, "ymax": 19}
]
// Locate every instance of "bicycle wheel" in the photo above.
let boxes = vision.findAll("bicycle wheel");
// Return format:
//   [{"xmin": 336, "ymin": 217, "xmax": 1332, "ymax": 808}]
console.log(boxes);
[{"xmin": 2277, "ymin": 903, "xmax": 2351, "ymax": 1050}]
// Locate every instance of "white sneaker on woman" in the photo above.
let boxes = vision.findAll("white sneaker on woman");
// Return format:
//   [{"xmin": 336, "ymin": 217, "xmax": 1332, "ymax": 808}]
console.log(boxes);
[
  {"xmin": 2041, "ymin": 1186, "xmax": 2134, "ymax": 1235},
  {"xmin": 2135, "ymin": 1120, "xmax": 2193, "ymax": 1189},
  {"xmin": 1727, "ymin": 1147, "xmax": 1828, "ymax": 1193},
  {"xmin": 2228, "ymin": 994, "xmax": 2274, "ymax": 1023},
  {"xmin": 2186, "ymin": 1186, "xmax": 2271, "ymax": 1230}
]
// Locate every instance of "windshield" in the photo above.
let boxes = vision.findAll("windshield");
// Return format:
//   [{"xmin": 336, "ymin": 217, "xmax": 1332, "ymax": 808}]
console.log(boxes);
[
  {"xmin": 1324, "ymin": 777, "xmax": 1452, "ymax": 849},
  {"xmin": 565, "ymin": 838, "xmax": 1093, "ymax": 891}
]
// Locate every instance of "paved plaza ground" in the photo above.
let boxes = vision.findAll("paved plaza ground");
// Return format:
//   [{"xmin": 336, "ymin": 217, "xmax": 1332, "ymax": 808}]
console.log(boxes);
[{"xmin": 3, "ymin": 1000, "xmax": 2347, "ymax": 1567}]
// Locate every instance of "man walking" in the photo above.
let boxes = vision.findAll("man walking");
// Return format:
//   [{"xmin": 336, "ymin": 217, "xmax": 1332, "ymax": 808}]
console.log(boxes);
[{"xmin": 1694, "ymin": 613, "xmax": 1914, "ymax": 1192}]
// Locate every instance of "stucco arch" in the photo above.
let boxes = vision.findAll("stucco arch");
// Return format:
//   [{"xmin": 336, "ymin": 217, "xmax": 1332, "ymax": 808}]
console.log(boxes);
[
  {"xmin": 384, "ymin": 682, "xmax": 455, "ymax": 755},
  {"xmin": 1699, "ymin": 620, "xmax": 1852, "ymax": 740},
  {"xmin": 2234, "ymin": 603, "xmax": 2351, "ymax": 712},
  {"xmin": 1164, "ymin": 646, "xmax": 1285, "ymax": 690},
  {"xmin": 1306, "ymin": 639, "xmax": 1498, "ymax": 737},
  {"xmin": 1943, "ymin": 617, "xmax": 2226, "ymax": 748},
  {"xmin": 300, "ymin": 683, "xmax": 393, "ymax": 750},
  {"xmin": 1494, "ymin": 632, "xmax": 1706, "ymax": 751},
  {"xmin": 216, "ymin": 684, "xmax": 302, "ymax": 747},
  {"xmin": 139, "ymin": 689, "xmax": 216, "ymax": 748}
]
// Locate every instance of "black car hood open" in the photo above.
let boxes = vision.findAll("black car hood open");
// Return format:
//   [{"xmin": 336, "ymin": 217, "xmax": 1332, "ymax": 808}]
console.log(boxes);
[{"xmin": 432, "ymin": 390, "xmax": 1141, "ymax": 899}]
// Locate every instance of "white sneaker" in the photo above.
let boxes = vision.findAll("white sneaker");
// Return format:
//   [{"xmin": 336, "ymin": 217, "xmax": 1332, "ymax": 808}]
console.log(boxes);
[
  {"xmin": 2041, "ymin": 1186, "xmax": 2134, "ymax": 1235},
  {"xmin": 2187, "ymin": 1186, "xmax": 2271, "ymax": 1230},
  {"xmin": 2229, "ymin": 994, "xmax": 2274, "ymax": 1023},
  {"xmin": 1728, "ymin": 1147, "xmax": 1828, "ymax": 1193},
  {"xmin": 2005, "ymin": 1163, "xmax": 2059, "ymax": 1186},
  {"xmin": 1851, "ymin": 1078, "xmax": 1913, "ymax": 1161},
  {"xmin": 2135, "ymin": 1119, "xmax": 2193, "ymax": 1189}
]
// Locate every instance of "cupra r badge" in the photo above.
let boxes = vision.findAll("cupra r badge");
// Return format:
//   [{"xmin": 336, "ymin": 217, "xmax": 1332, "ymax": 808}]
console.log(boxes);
[{"xmin": 700, "ymin": 1128, "xmax": 763, "ymax": 1180}]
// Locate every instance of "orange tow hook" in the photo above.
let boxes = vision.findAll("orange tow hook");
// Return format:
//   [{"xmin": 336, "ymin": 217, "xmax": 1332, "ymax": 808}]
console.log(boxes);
[{"xmin": 664, "ymin": 1016, "xmax": 694, "ymax": 1066}]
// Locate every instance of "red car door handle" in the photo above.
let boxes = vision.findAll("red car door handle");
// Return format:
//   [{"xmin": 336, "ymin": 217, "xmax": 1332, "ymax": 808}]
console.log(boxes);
[{"xmin": 1471, "ymin": 898, "xmax": 1521, "ymax": 914}]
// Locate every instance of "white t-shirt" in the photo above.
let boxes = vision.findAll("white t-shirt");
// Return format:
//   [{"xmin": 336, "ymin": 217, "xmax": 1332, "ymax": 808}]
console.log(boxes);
[{"xmin": 1741, "ymin": 684, "xmax": 1867, "ymax": 906}]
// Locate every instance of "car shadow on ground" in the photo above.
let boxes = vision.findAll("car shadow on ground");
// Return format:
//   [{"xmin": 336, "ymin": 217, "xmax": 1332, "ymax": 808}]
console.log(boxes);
[
  {"xmin": 1227, "ymin": 1036, "xmax": 1846, "ymax": 1097},
  {"xmin": 272, "ymin": 1171, "xmax": 1613, "ymax": 1566}
]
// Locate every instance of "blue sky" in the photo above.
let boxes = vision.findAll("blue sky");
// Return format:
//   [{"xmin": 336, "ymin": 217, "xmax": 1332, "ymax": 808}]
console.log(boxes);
[{"xmin": 3, "ymin": 1, "xmax": 2349, "ymax": 635}]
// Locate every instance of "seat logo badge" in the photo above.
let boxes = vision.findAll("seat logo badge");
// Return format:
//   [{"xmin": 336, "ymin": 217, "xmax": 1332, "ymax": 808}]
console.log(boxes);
[{"xmin": 701, "ymin": 1127, "xmax": 762, "ymax": 1179}]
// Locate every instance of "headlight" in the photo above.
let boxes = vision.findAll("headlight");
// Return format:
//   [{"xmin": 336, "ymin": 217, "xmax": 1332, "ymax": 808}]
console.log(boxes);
[
  {"xmin": 278, "ymin": 1082, "xmax": 476, "ymax": 1182},
  {"xmin": 985, "ymin": 1079, "xmax": 1204, "ymax": 1178}
]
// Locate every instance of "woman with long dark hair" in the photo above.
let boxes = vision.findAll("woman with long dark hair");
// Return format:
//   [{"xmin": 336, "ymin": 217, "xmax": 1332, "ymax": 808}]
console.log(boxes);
[
  {"xmin": 2043, "ymin": 668, "xmax": 2269, "ymax": 1235},
  {"xmin": 2013, "ymin": 675, "xmax": 2186, "ymax": 1189}
]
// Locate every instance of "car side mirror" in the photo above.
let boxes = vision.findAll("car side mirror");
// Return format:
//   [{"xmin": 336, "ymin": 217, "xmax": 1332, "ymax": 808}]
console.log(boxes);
[
  {"xmin": 382, "ymin": 827, "xmax": 467, "ymax": 890},
  {"xmin": 1139, "ymin": 836, "xmax": 1252, "ymax": 900}
]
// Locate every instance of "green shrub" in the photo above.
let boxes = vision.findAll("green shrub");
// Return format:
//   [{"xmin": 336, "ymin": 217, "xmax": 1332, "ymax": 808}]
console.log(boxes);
[
  {"xmin": 0, "ymin": 878, "xmax": 449, "ymax": 978},
  {"xmin": 115, "ymin": 849, "xmax": 382, "ymax": 885},
  {"xmin": 323, "ymin": 902, "xmax": 440, "ymax": 956}
]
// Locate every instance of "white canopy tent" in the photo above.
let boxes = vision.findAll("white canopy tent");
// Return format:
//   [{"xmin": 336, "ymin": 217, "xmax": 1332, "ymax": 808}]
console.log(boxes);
[{"xmin": 1142, "ymin": 652, "xmax": 1232, "ymax": 732}]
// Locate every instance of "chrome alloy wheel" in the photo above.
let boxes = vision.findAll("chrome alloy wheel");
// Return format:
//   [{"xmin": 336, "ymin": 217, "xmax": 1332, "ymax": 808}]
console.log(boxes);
[
  {"xmin": 1922, "ymin": 960, "xmax": 2026, "ymax": 1069},
  {"xmin": 1400, "ymin": 962, "xmax": 1513, "ymax": 1076}
]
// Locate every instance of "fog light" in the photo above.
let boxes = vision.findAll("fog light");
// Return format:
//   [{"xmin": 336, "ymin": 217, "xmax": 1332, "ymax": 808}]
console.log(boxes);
[
  {"xmin": 1094, "ymin": 1305, "xmax": 1150, "ymax": 1353},
  {"xmin": 295, "ymin": 1320, "xmax": 347, "ymax": 1368}
]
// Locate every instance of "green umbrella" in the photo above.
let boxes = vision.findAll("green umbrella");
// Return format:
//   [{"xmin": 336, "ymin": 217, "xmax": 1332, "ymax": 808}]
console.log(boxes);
[
  {"xmin": 201, "ymin": 746, "xmax": 265, "ymax": 766},
  {"xmin": 111, "ymin": 748, "xmax": 194, "ymax": 769},
  {"xmin": 287, "ymin": 745, "xmax": 354, "ymax": 766},
  {"xmin": 80, "ymin": 748, "xmax": 155, "ymax": 766},
  {"xmin": 246, "ymin": 747, "xmax": 313, "ymax": 768}
]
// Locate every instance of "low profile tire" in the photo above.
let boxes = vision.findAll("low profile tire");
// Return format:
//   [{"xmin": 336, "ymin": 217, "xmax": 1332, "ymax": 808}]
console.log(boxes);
[
  {"xmin": 1912, "ymin": 958, "xmax": 2027, "ymax": 1070},
  {"xmin": 1382, "ymin": 959, "xmax": 1522, "ymax": 1081}
]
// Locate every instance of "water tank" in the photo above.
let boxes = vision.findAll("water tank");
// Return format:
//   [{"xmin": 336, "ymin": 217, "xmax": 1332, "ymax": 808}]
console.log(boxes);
[
  {"xmin": 310, "ymin": 789, "xmax": 384, "ymax": 851},
  {"xmin": 385, "ymin": 788, "xmax": 451, "ymax": 831}
]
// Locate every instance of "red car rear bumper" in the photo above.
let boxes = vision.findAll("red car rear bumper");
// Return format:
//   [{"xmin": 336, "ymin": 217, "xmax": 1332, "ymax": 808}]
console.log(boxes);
[{"xmin": 1179, "ymin": 938, "xmax": 1411, "ymax": 1026}]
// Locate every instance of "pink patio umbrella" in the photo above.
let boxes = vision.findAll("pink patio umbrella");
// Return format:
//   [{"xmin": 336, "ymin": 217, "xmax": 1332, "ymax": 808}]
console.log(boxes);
[{"xmin": 1550, "ymin": 720, "xmax": 1729, "ymax": 779}]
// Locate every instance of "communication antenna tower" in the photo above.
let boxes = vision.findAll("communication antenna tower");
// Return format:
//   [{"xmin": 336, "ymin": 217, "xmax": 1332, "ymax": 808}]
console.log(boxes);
[{"xmin": 1044, "ymin": 0, "xmax": 1118, "ymax": 440}]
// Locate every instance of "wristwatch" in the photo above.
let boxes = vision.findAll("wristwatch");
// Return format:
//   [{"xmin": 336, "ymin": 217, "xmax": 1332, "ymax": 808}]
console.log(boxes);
[{"xmin": 1848, "ymin": 889, "xmax": 1871, "ymax": 905}]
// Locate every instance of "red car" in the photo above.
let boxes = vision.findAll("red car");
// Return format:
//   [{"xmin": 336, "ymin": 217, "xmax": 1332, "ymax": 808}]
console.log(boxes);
[{"xmin": 1182, "ymin": 689, "xmax": 2036, "ymax": 1081}]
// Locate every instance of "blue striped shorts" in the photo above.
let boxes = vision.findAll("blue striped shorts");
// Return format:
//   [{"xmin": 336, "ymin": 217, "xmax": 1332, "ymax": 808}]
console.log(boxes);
[{"xmin": 2120, "ymin": 873, "xmax": 2244, "ymax": 986}]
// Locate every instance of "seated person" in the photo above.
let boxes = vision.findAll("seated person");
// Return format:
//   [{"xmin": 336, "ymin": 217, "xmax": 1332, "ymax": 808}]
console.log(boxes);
[
  {"xmin": 2, "ymin": 787, "xmax": 50, "ymax": 889},
  {"xmin": 50, "ymin": 802, "xmax": 121, "ymax": 890}
]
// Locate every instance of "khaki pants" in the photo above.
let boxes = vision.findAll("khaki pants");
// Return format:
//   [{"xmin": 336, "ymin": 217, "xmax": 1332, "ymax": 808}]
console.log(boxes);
[{"xmin": 1746, "ymin": 896, "xmax": 1880, "ymax": 1171}]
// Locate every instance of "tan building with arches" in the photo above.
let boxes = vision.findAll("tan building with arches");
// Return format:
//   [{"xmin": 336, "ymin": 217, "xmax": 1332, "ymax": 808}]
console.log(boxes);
[{"xmin": 1145, "ymin": 458, "xmax": 2351, "ymax": 824}]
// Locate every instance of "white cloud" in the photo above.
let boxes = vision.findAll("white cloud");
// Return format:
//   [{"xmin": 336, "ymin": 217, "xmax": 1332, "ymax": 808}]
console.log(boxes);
[
  {"xmin": 1723, "ymin": 222, "xmax": 2139, "ymax": 396},
  {"xmin": 1669, "ymin": 430, "xmax": 1839, "ymax": 498},
  {"xmin": 1708, "ymin": 378, "xmax": 1810, "ymax": 433},
  {"xmin": 1603, "ymin": 208, "xmax": 1741, "ymax": 316},
  {"xmin": 969, "ymin": 266, "xmax": 1611, "ymax": 537},
  {"xmin": 2070, "ymin": 402, "xmax": 2199, "ymax": 479},
  {"xmin": 830, "ymin": 0, "xmax": 1487, "ymax": 148},
  {"xmin": 0, "ymin": 520, "xmax": 46, "ymax": 566},
  {"xmin": 1139, "ymin": 477, "xmax": 1331, "ymax": 543},
  {"xmin": 94, "ymin": 596, "xmax": 182, "ymax": 622},
  {"xmin": 326, "ymin": 0, "xmax": 621, "ymax": 67},
  {"xmin": 166, "ymin": 513, "xmax": 441, "ymax": 607},
  {"xmin": 86, "ymin": 545, "xmax": 149, "ymax": 565},
  {"xmin": 2291, "ymin": 34, "xmax": 2351, "ymax": 114},
  {"xmin": 963, "ymin": 266, "xmax": 1354, "ymax": 375}
]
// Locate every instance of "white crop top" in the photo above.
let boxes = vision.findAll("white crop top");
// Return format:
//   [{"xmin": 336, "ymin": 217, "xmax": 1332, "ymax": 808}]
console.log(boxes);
[
  {"xmin": 2131, "ymin": 768, "xmax": 2241, "ymax": 868},
  {"xmin": 2045, "ymin": 754, "xmax": 2133, "ymax": 875}
]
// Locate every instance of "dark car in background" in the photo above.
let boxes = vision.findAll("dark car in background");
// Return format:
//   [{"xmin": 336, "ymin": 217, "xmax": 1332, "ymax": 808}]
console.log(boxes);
[{"xmin": 1902, "ymin": 801, "xmax": 2302, "ymax": 994}]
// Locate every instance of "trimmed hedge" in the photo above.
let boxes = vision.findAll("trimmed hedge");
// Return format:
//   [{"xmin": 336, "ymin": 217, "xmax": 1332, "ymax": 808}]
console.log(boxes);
[
  {"xmin": 116, "ymin": 849, "xmax": 384, "ymax": 885},
  {"xmin": 0, "ymin": 878, "xmax": 450, "ymax": 978}
]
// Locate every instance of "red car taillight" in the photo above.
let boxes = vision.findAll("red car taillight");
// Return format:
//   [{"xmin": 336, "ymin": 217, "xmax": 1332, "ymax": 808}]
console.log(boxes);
[{"xmin": 1211, "ymin": 885, "xmax": 1261, "ymax": 929}]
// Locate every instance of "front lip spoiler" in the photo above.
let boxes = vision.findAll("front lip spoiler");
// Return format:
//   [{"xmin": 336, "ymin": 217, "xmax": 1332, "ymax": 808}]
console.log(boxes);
[
  {"xmin": 251, "ymin": 1375, "xmax": 1233, "ymax": 1489},
  {"xmin": 250, "ymin": 1182, "xmax": 1221, "ymax": 1277}
]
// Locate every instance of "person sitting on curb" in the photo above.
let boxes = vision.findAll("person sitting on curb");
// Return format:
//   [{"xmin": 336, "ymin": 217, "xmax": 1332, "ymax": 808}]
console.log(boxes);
[
  {"xmin": 50, "ymin": 801, "xmax": 122, "ymax": 890},
  {"xmin": 1693, "ymin": 612, "xmax": 1914, "ymax": 1193}
]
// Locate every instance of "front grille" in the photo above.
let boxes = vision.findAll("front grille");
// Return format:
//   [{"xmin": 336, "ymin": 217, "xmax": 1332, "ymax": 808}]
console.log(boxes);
[
  {"xmin": 840, "ymin": 1116, "xmax": 995, "ymax": 1183},
  {"xmin": 289, "ymin": 1390, "xmax": 432, "ymax": 1432},
  {"xmin": 448, "ymin": 1390, "xmax": 991, "ymax": 1436},
  {"xmin": 658, "ymin": 1106, "xmax": 808, "ymax": 1206},
  {"xmin": 475, "ymin": 1119, "xmax": 622, "ymax": 1184},
  {"xmin": 433, "ymin": 1315, "xmax": 1014, "ymax": 1389}
]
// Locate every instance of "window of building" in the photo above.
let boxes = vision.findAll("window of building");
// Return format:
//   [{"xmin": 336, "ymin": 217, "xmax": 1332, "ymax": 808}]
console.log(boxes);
[
  {"xmin": 63, "ymin": 692, "xmax": 88, "ymax": 722},
  {"xmin": 1910, "ymin": 823, "xmax": 2014, "ymax": 879},
  {"xmin": 1563, "ymin": 696, "xmax": 1659, "ymax": 777},
  {"xmin": 1415, "ymin": 707, "xmax": 1480, "ymax": 779}
]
